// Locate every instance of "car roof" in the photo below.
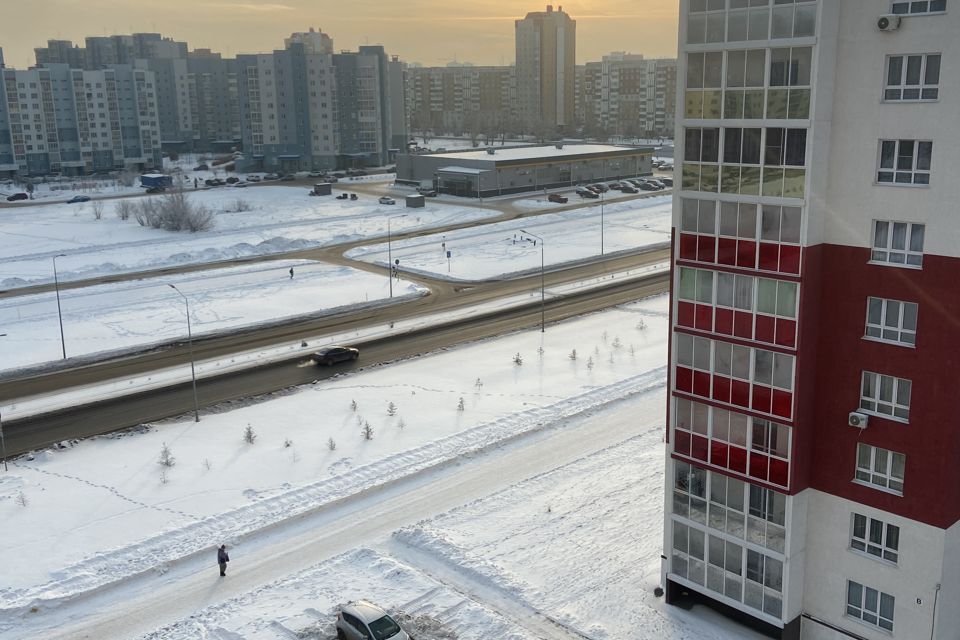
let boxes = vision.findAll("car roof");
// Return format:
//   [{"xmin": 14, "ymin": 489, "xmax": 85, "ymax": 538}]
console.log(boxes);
[{"xmin": 342, "ymin": 600, "xmax": 389, "ymax": 623}]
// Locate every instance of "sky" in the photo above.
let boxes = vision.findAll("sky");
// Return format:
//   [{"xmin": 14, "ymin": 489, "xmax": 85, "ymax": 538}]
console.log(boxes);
[{"xmin": 0, "ymin": 0, "xmax": 679, "ymax": 69}]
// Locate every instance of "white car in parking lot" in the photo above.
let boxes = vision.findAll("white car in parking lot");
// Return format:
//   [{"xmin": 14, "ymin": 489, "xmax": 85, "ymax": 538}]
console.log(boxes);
[
  {"xmin": 378, "ymin": 196, "xmax": 396, "ymax": 205},
  {"xmin": 336, "ymin": 601, "xmax": 410, "ymax": 640}
]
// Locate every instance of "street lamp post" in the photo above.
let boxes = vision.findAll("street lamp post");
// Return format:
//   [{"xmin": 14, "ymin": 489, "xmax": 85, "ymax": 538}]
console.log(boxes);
[
  {"xmin": 52, "ymin": 253, "xmax": 67, "ymax": 359},
  {"xmin": 520, "ymin": 229, "xmax": 545, "ymax": 333},
  {"xmin": 387, "ymin": 214, "xmax": 407, "ymax": 298},
  {"xmin": 600, "ymin": 190, "xmax": 605, "ymax": 256},
  {"xmin": 168, "ymin": 284, "xmax": 200, "ymax": 422}
]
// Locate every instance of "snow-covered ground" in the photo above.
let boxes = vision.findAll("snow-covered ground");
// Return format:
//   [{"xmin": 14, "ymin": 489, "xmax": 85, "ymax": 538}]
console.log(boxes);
[
  {"xmin": 0, "ymin": 259, "xmax": 424, "ymax": 372},
  {"xmin": 347, "ymin": 195, "xmax": 671, "ymax": 280},
  {"xmin": 0, "ymin": 185, "xmax": 499, "ymax": 289}
]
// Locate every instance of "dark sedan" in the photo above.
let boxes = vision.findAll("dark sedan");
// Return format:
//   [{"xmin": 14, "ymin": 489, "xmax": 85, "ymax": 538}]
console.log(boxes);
[
  {"xmin": 311, "ymin": 346, "xmax": 360, "ymax": 366},
  {"xmin": 66, "ymin": 195, "xmax": 91, "ymax": 203}
]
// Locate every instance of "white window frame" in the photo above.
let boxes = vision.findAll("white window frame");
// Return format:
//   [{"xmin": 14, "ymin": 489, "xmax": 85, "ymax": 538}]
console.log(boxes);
[
  {"xmin": 870, "ymin": 220, "xmax": 924, "ymax": 267},
  {"xmin": 864, "ymin": 297, "xmax": 918, "ymax": 347},
  {"xmin": 877, "ymin": 139, "xmax": 932, "ymax": 186},
  {"xmin": 855, "ymin": 443, "xmax": 905, "ymax": 495},
  {"xmin": 846, "ymin": 580, "xmax": 895, "ymax": 632},
  {"xmin": 850, "ymin": 513, "xmax": 900, "ymax": 564},
  {"xmin": 891, "ymin": 0, "xmax": 947, "ymax": 15},
  {"xmin": 884, "ymin": 53, "xmax": 941, "ymax": 102},
  {"xmin": 860, "ymin": 371, "xmax": 911, "ymax": 422}
]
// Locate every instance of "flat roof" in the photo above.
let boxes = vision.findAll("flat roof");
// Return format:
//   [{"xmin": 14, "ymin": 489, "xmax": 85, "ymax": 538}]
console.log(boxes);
[
  {"xmin": 437, "ymin": 166, "xmax": 487, "ymax": 175},
  {"xmin": 427, "ymin": 144, "xmax": 646, "ymax": 162}
]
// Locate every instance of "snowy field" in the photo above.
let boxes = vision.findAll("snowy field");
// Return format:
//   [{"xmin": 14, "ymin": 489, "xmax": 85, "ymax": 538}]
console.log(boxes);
[
  {"xmin": 0, "ymin": 185, "xmax": 499, "ymax": 289},
  {"xmin": 347, "ymin": 195, "xmax": 671, "ymax": 280},
  {"xmin": 0, "ymin": 260, "xmax": 424, "ymax": 372}
]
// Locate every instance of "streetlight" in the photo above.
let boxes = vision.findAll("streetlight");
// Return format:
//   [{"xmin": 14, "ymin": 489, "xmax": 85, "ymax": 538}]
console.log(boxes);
[
  {"xmin": 520, "ymin": 229, "xmax": 545, "ymax": 333},
  {"xmin": 0, "ymin": 333, "xmax": 6, "ymax": 471},
  {"xmin": 600, "ymin": 190, "xmax": 605, "ymax": 256},
  {"xmin": 52, "ymin": 253, "xmax": 67, "ymax": 359},
  {"xmin": 168, "ymin": 284, "xmax": 200, "ymax": 422},
  {"xmin": 387, "ymin": 214, "xmax": 407, "ymax": 298}
]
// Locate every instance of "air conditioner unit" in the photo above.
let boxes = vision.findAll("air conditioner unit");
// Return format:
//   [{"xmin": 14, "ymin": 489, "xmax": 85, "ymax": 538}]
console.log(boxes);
[
  {"xmin": 848, "ymin": 411, "xmax": 870, "ymax": 429},
  {"xmin": 877, "ymin": 15, "xmax": 902, "ymax": 31}
]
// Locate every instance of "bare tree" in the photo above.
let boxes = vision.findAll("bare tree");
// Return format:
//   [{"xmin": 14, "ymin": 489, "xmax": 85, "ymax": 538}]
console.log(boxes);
[{"xmin": 91, "ymin": 200, "xmax": 105, "ymax": 220}]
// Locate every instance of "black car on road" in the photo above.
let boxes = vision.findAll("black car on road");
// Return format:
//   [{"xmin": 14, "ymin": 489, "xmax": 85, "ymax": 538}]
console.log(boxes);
[{"xmin": 311, "ymin": 346, "xmax": 360, "ymax": 366}]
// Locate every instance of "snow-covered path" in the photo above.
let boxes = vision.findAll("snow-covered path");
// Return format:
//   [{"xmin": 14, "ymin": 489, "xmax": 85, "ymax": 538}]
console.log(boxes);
[{"xmin": 13, "ymin": 389, "xmax": 667, "ymax": 640}]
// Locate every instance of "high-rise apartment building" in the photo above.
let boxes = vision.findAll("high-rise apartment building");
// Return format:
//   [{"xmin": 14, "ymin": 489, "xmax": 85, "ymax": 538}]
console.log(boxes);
[
  {"xmin": 581, "ymin": 53, "xmax": 676, "ymax": 139},
  {"xmin": 663, "ymin": 2, "xmax": 958, "ymax": 639},
  {"xmin": 0, "ymin": 64, "xmax": 161, "ymax": 176},
  {"xmin": 515, "ymin": 4, "xmax": 576, "ymax": 131},
  {"xmin": 406, "ymin": 65, "xmax": 515, "ymax": 136}
]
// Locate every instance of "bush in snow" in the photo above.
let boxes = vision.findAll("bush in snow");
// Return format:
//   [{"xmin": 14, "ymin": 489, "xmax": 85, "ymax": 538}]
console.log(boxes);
[
  {"xmin": 387, "ymin": 402, "xmax": 397, "ymax": 416},
  {"xmin": 629, "ymin": 344, "xmax": 636, "ymax": 356},
  {"xmin": 594, "ymin": 345, "xmax": 600, "ymax": 355},
  {"xmin": 636, "ymin": 318, "xmax": 647, "ymax": 330},
  {"xmin": 243, "ymin": 424, "xmax": 257, "ymax": 444},
  {"xmin": 361, "ymin": 420, "xmax": 374, "ymax": 440},
  {"xmin": 327, "ymin": 437, "xmax": 337, "ymax": 451},
  {"xmin": 587, "ymin": 356, "xmax": 595, "ymax": 370},
  {"xmin": 513, "ymin": 352, "xmax": 523, "ymax": 366},
  {"xmin": 350, "ymin": 399, "xmax": 358, "ymax": 412},
  {"xmin": 202, "ymin": 458, "xmax": 213, "ymax": 471},
  {"xmin": 16, "ymin": 491, "xmax": 28, "ymax": 507},
  {"xmin": 537, "ymin": 346, "xmax": 545, "ymax": 357},
  {"xmin": 602, "ymin": 330, "xmax": 609, "ymax": 343},
  {"xmin": 474, "ymin": 377, "xmax": 483, "ymax": 388},
  {"xmin": 91, "ymin": 200, "xmax": 105, "ymax": 220},
  {"xmin": 457, "ymin": 397, "xmax": 465, "ymax": 412},
  {"xmin": 158, "ymin": 443, "xmax": 176, "ymax": 467},
  {"xmin": 283, "ymin": 438, "xmax": 293, "ymax": 448},
  {"xmin": 225, "ymin": 198, "xmax": 251, "ymax": 213},
  {"xmin": 568, "ymin": 349, "xmax": 577, "ymax": 360},
  {"xmin": 159, "ymin": 468, "xmax": 169, "ymax": 485},
  {"xmin": 612, "ymin": 336, "xmax": 623, "ymax": 349},
  {"xmin": 398, "ymin": 418, "xmax": 406, "ymax": 430},
  {"xmin": 135, "ymin": 191, "xmax": 215, "ymax": 232},
  {"xmin": 115, "ymin": 199, "xmax": 134, "ymax": 221}
]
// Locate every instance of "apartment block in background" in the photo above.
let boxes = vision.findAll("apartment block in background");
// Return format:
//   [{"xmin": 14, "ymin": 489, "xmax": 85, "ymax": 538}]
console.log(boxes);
[
  {"xmin": 406, "ymin": 64, "xmax": 515, "ymax": 137},
  {"xmin": 581, "ymin": 53, "xmax": 677, "ymax": 139},
  {"xmin": 663, "ymin": 1, "xmax": 958, "ymax": 638},
  {"xmin": 515, "ymin": 4, "xmax": 576, "ymax": 131}
]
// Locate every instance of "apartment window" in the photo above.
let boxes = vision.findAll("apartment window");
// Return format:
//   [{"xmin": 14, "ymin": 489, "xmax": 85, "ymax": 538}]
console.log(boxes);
[
  {"xmin": 878, "ymin": 139, "xmax": 932, "ymax": 185},
  {"xmin": 860, "ymin": 371, "xmax": 911, "ymax": 421},
  {"xmin": 851, "ymin": 514, "xmax": 900, "ymax": 563},
  {"xmin": 892, "ymin": 0, "xmax": 946, "ymax": 13},
  {"xmin": 674, "ymin": 460, "xmax": 708, "ymax": 525},
  {"xmin": 865, "ymin": 297, "xmax": 918, "ymax": 346},
  {"xmin": 683, "ymin": 128, "xmax": 721, "ymax": 192},
  {"xmin": 871, "ymin": 221, "xmax": 924, "ymax": 266},
  {"xmin": 771, "ymin": 0, "xmax": 817, "ymax": 38},
  {"xmin": 727, "ymin": 0, "xmax": 770, "ymax": 41},
  {"xmin": 885, "ymin": 54, "xmax": 941, "ymax": 101},
  {"xmin": 855, "ymin": 443, "xmax": 905, "ymax": 494},
  {"xmin": 686, "ymin": 52, "xmax": 724, "ymax": 119},
  {"xmin": 768, "ymin": 47, "xmax": 812, "ymax": 119},
  {"xmin": 724, "ymin": 50, "xmax": 766, "ymax": 119},
  {"xmin": 745, "ymin": 549, "xmax": 783, "ymax": 617},
  {"xmin": 846, "ymin": 580, "xmax": 895, "ymax": 632}
]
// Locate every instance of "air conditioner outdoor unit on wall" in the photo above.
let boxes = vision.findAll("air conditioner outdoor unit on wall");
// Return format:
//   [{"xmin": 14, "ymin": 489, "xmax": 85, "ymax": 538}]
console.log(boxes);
[
  {"xmin": 877, "ymin": 15, "xmax": 902, "ymax": 31},
  {"xmin": 848, "ymin": 412, "xmax": 870, "ymax": 429}
]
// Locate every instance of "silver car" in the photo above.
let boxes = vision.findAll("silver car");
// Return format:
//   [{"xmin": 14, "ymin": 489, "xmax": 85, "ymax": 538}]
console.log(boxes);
[{"xmin": 336, "ymin": 601, "xmax": 410, "ymax": 640}]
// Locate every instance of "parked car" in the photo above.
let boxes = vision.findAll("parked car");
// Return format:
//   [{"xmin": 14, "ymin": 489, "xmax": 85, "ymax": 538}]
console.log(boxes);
[
  {"xmin": 246, "ymin": 175, "xmax": 262, "ymax": 182},
  {"xmin": 232, "ymin": 181, "xmax": 248, "ymax": 188},
  {"xmin": 639, "ymin": 181, "xmax": 661, "ymax": 191},
  {"xmin": 280, "ymin": 174, "xmax": 296, "ymax": 182},
  {"xmin": 66, "ymin": 195, "xmax": 91, "ymax": 203},
  {"xmin": 547, "ymin": 193, "xmax": 568, "ymax": 203},
  {"xmin": 576, "ymin": 187, "xmax": 599, "ymax": 199},
  {"xmin": 263, "ymin": 173, "xmax": 279, "ymax": 180},
  {"xmin": 626, "ymin": 179, "xmax": 645, "ymax": 187},
  {"xmin": 6, "ymin": 192, "xmax": 28, "ymax": 202},
  {"xmin": 590, "ymin": 183, "xmax": 609, "ymax": 193},
  {"xmin": 659, "ymin": 176, "xmax": 674, "ymax": 187},
  {"xmin": 311, "ymin": 346, "xmax": 359, "ymax": 366},
  {"xmin": 607, "ymin": 182, "xmax": 624, "ymax": 190},
  {"xmin": 335, "ymin": 601, "xmax": 409, "ymax": 640},
  {"xmin": 307, "ymin": 171, "xmax": 324, "ymax": 178},
  {"xmin": 193, "ymin": 164, "xmax": 209, "ymax": 171},
  {"xmin": 419, "ymin": 189, "xmax": 437, "ymax": 197},
  {"xmin": 646, "ymin": 179, "xmax": 666, "ymax": 189},
  {"xmin": 620, "ymin": 185, "xmax": 638, "ymax": 194},
  {"xmin": 378, "ymin": 196, "xmax": 396, "ymax": 205},
  {"xmin": 225, "ymin": 176, "xmax": 239, "ymax": 184}
]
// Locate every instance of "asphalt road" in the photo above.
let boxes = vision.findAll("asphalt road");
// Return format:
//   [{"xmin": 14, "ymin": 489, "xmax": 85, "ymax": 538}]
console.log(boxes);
[{"xmin": 2, "ymin": 255, "xmax": 669, "ymax": 456}]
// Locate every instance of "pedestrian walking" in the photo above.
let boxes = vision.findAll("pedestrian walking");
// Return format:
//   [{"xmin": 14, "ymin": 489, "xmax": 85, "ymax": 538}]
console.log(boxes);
[
  {"xmin": 217, "ymin": 544, "xmax": 229, "ymax": 576},
  {"xmin": 289, "ymin": 267, "xmax": 294, "ymax": 279}
]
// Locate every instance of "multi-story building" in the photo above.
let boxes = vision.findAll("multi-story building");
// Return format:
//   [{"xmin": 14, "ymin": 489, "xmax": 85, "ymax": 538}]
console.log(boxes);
[
  {"xmin": 581, "ymin": 53, "xmax": 676, "ymax": 139},
  {"xmin": 406, "ymin": 64, "xmax": 515, "ymax": 136},
  {"xmin": 515, "ymin": 4, "xmax": 576, "ymax": 131},
  {"xmin": 0, "ymin": 63, "xmax": 161, "ymax": 177},
  {"xmin": 663, "ymin": 1, "xmax": 958, "ymax": 639}
]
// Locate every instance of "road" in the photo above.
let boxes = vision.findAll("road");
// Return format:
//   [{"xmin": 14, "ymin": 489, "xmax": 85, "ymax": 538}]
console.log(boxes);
[
  {"xmin": 2, "ymin": 264, "xmax": 669, "ymax": 456},
  {"xmin": 7, "ymin": 384, "xmax": 666, "ymax": 640}
]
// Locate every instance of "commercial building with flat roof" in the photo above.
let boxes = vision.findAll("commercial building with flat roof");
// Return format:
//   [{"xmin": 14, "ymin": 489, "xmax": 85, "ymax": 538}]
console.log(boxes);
[{"xmin": 396, "ymin": 143, "xmax": 652, "ymax": 197}]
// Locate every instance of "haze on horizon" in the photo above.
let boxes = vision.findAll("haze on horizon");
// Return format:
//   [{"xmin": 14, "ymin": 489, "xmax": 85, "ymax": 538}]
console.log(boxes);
[{"xmin": 0, "ymin": 0, "xmax": 679, "ymax": 69}]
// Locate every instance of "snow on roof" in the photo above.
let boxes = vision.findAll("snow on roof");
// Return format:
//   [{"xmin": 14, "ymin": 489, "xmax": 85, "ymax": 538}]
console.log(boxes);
[
  {"xmin": 141, "ymin": 173, "xmax": 166, "ymax": 179},
  {"xmin": 429, "ymin": 144, "xmax": 647, "ymax": 162},
  {"xmin": 436, "ymin": 166, "xmax": 488, "ymax": 174}
]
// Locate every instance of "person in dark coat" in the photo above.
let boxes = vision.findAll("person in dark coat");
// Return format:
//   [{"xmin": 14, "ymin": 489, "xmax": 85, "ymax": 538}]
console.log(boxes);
[
  {"xmin": 217, "ymin": 544, "xmax": 229, "ymax": 576},
  {"xmin": 289, "ymin": 267, "xmax": 294, "ymax": 279}
]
